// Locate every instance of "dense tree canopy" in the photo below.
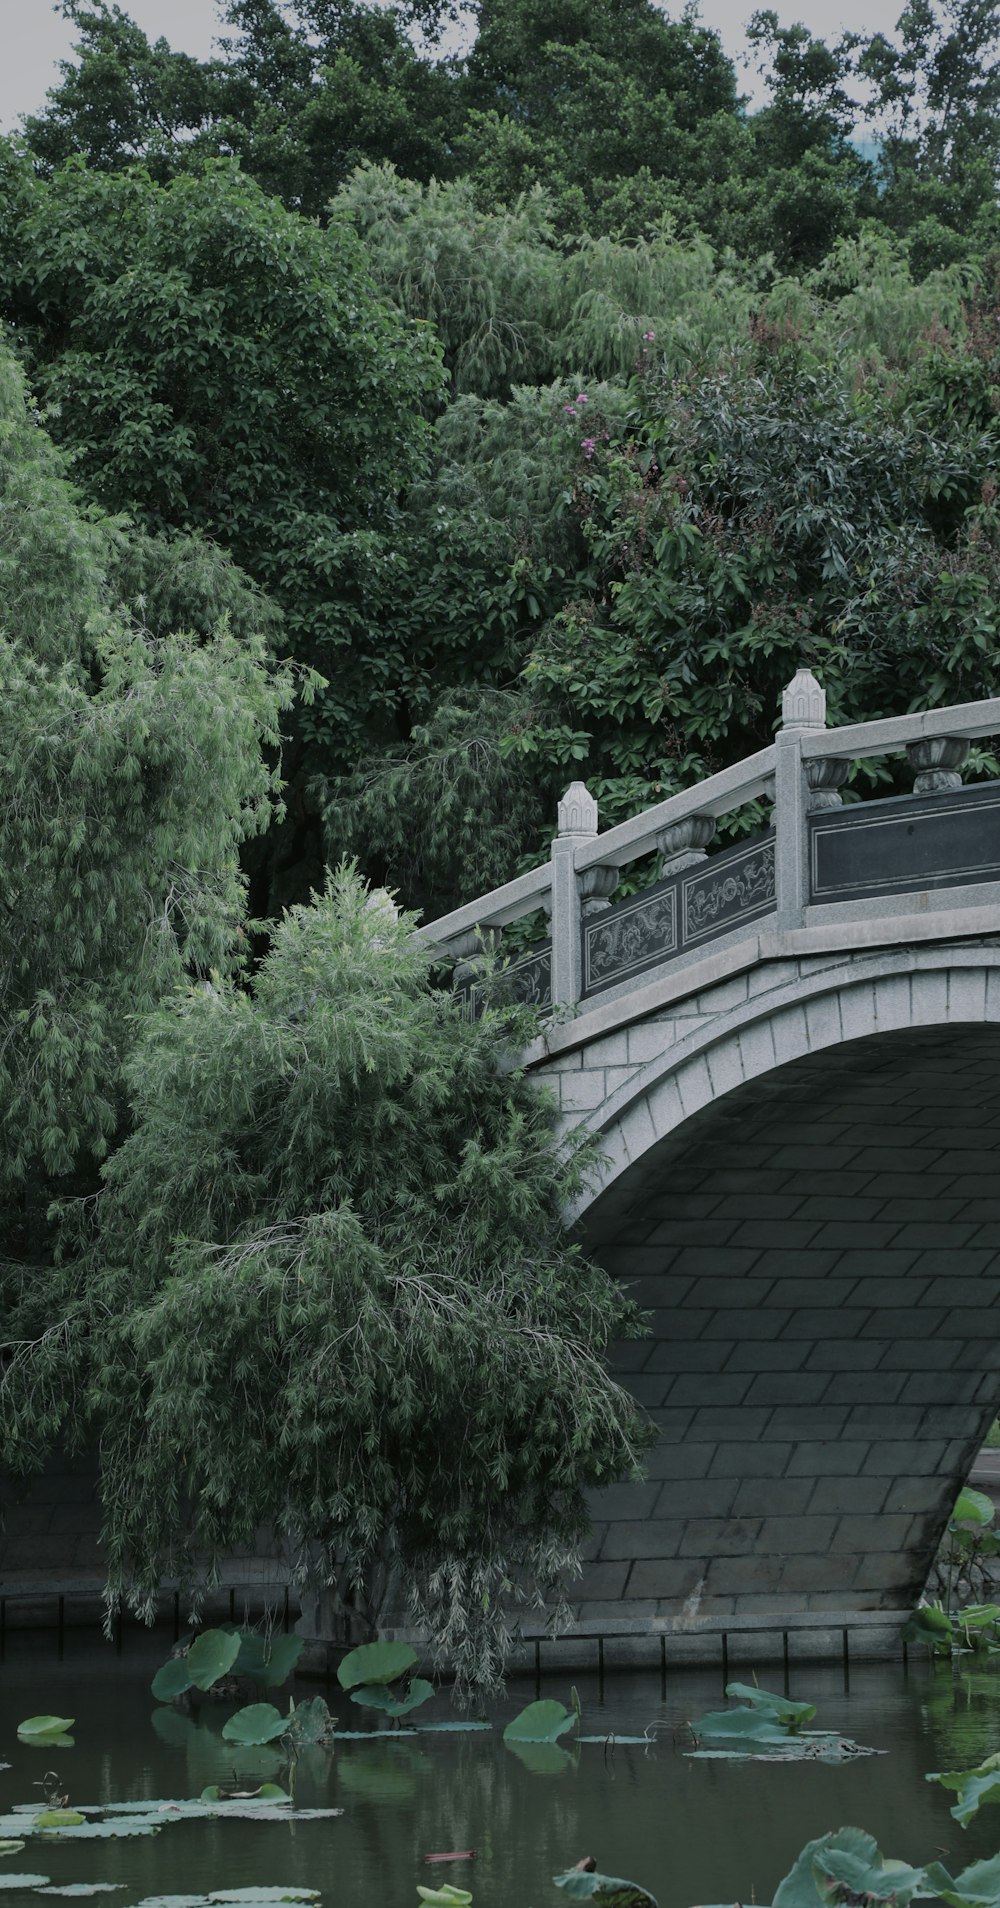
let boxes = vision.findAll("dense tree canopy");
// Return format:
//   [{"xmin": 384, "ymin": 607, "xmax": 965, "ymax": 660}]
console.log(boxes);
[{"xmin": 5, "ymin": 0, "xmax": 1000, "ymax": 1665}]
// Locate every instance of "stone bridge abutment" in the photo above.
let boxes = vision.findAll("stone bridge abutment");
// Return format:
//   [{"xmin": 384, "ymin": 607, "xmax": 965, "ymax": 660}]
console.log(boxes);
[
  {"xmin": 546, "ymin": 944, "xmax": 1000, "ymax": 1622},
  {"xmin": 423, "ymin": 673, "xmax": 1000, "ymax": 1636}
]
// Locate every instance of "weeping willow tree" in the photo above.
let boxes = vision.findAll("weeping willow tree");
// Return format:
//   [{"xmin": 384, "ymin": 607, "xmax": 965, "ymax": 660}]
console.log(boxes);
[
  {"xmin": 9, "ymin": 870, "xmax": 650, "ymax": 1693},
  {"xmin": 0, "ymin": 331, "xmax": 296, "ymax": 1457}
]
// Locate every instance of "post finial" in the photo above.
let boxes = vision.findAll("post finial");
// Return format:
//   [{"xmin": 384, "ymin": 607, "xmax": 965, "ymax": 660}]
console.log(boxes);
[
  {"xmin": 557, "ymin": 781, "xmax": 598, "ymax": 838},
  {"xmin": 781, "ymin": 664, "xmax": 826, "ymax": 732}
]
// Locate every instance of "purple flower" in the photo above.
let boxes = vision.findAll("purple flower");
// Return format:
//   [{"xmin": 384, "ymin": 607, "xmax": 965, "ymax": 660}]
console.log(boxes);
[
  {"xmin": 581, "ymin": 437, "xmax": 596, "ymax": 459},
  {"xmin": 643, "ymin": 329, "xmax": 655, "ymax": 342},
  {"xmin": 576, "ymin": 392, "xmax": 589, "ymax": 404},
  {"xmin": 563, "ymin": 402, "xmax": 577, "ymax": 416}
]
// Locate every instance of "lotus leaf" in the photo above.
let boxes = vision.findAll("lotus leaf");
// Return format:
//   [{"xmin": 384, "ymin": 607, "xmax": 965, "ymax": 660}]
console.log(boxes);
[
  {"xmin": 578, "ymin": 1735, "xmax": 654, "ymax": 1746},
  {"xmin": 958, "ymin": 1605, "xmax": 1000, "ymax": 1630},
  {"xmin": 233, "ymin": 1634, "xmax": 304, "ymax": 1690},
  {"xmin": 554, "ymin": 1868, "xmax": 657, "ymax": 1906},
  {"xmin": 199, "ymin": 1785, "xmax": 288, "ymax": 1803},
  {"xmin": 0, "ymin": 1844, "xmax": 23, "ymax": 1857},
  {"xmin": 928, "ymin": 1755, "xmax": 1000, "ymax": 1825},
  {"xmin": 17, "ymin": 1717, "xmax": 75, "ymax": 1742},
  {"xmin": 0, "ymin": 1877, "xmax": 51, "ymax": 1891},
  {"xmin": 503, "ymin": 1701, "xmax": 577, "ymax": 1744},
  {"xmin": 35, "ymin": 1811, "xmax": 86, "ymax": 1829},
  {"xmin": 416, "ymin": 1888, "xmax": 473, "ymax": 1906},
  {"xmin": 954, "ymin": 1488, "xmax": 995, "ymax": 1526},
  {"xmin": 724, "ymin": 1683, "xmax": 816, "ymax": 1729},
  {"xmin": 924, "ymin": 1854, "xmax": 1000, "ymax": 1908},
  {"xmin": 902, "ymin": 1606, "xmax": 954, "ymax": 1652},
  {"xmin": 222, "ymin": 1704, "xmax": 288, "ymax": 1746},
  {"xmin": 186, "ymin": 1630, "xmax": 243, "ymax": 1692},
  {"xmin": 691, "ymin": 1708, "xmax": 797, "ymax": 1747},
  {"xmin": 151, "ymin": 1658, "xmax": 195, "ymax": 1703},
  {"xmin": 331, "ymin": 1728, "xmax": 420, "ymax": 1739},
  {"xmin": 37, "ymin": 1888, "xmax": 125, "ymax": 1897},
  {"xmin": 350, "ymin": 1679, "xmax": 434, "ymax": 1717},
  {"xmin": 414, "ymin": 1722, "xmax": 492, "ymax": 1733},
  {"xmin": 815, "ymin": 1848, "xmax": 927, "ymax": 1905},
  {"xmin": 209, "ymin": 1892, "xmax": 320, "ymax": 1903},
  {"xmin": 337, "ymin": 1640, "xmax": 418, "ymax": 1690},
  {"xmin": 773, "ymin": 1830, "xmax": 882, "ymax": 1908}
]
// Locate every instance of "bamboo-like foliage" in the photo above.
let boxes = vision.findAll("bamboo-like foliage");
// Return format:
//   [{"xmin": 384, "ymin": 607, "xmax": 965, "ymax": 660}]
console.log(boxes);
[{"xmin": 18, "ymin": 870, "xmax": 651, "ymax": 1692}]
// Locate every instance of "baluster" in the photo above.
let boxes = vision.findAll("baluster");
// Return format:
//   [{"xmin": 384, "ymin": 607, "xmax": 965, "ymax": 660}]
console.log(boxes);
[
  {"xmin": 656, "ymin": 815, "xmax": 716, "ymax": 871},
  {"xmin": 906, "ymin": 736, "xmax": 969, "ymax": 794}
]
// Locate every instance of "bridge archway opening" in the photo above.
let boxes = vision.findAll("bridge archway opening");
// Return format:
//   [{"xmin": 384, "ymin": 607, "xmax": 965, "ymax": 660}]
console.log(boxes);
[{"xmin": 576, "ymin": 1023, "xmax": 1000, "ymax": 1624}]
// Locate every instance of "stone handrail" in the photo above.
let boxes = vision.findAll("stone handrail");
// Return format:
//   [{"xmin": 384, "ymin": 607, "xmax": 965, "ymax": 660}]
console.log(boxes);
[
  {"xmin": 801, "ymin": 698, "xmax": 1000, "ymax": 760},
  {"xmin": 573, "ymin": 746, "xmax": 777, "ymax": 874},
  {"xmin": 415, "ymin": 862, "xmax": 552, "ymax": 953},
  {"xmin": 420, "ymin": 671, "xmax": 1000, "ymax": 1006}
]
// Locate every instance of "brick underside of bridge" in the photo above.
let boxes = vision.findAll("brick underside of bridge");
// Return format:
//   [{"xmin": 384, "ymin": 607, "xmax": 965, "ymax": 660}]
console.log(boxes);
[{"xmin": 573, "ymin": 1021, "xmax": 1000, "ymax": 1625}]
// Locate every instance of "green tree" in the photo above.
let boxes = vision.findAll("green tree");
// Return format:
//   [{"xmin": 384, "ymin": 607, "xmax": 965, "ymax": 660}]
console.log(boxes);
[
  {"xmin": 4, "ymin": 870, "xmax": 650, "ymax": 1690},
  {"xmin": 0, "ymin": 151, "xmax": 444, "ymax": 907},
  {"xmin": 0, "ymin": 332, "xmax": 294, "ymax": 1314},
  {"xmin": 26, "ymin": 0, "xmax": 461, "ymax": 212}
]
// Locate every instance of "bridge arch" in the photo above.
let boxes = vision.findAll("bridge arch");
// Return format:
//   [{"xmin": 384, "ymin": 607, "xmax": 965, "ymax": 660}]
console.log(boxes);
[
  {"xmin": 554, "ymin": 952, "xmax": 1000, "ymax": 1626},
  {"xmin": 422, "ymin": 680, "xmax": 1000, "ymax": 1637}
]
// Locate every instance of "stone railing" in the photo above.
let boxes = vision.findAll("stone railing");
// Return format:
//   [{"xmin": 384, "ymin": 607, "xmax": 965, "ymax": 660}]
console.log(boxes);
[{"xmin": 417, "ymin": 671, "xmax": 1000, "ymax": 1010}]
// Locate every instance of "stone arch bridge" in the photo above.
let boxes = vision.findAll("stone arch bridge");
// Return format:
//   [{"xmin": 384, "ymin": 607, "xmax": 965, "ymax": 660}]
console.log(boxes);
[{"xmin": 421, "ymin": 673, "xmax": 1000, "ymax": 1632}]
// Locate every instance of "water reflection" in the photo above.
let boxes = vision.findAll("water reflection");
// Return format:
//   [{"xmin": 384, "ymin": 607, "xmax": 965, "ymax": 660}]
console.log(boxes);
[{"xmin": 3, "ymin": 1637, "xmax": 1000, "ymax": 1907}]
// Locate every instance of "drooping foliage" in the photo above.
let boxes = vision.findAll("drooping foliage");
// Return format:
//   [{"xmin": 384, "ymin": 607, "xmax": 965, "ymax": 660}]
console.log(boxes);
[
  {"xmin": 2, "ymin": 869, "xmax": 650, "ymax": 1691},
  {"xmin": 0, "ymin": 330, "xmax": 294, "ymax": 1292}
]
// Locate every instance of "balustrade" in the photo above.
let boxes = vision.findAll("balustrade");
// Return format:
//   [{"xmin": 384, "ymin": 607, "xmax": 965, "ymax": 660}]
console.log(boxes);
[{"xmin": 417, "ymin": 672, "xmax": 1000, "ymax": 1015}]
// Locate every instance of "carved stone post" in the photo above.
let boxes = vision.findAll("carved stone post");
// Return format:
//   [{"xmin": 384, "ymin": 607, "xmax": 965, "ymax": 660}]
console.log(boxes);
[
  {"xmin": 551, "ymin": 782, "xmax": 598, "ymax": 1007},
  {"xmin": 906, "ymin": 736, "xmax": 970, "ymax": 794},
  {"xmin": 775, "ymin": 664, "xmax": 826, "ymax": 928}
]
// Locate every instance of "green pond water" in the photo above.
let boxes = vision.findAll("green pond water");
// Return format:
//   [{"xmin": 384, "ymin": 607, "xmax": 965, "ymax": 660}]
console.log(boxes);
[{"xmin": 4, "ymin": 1633, "xmax": 1000, "ymax": 1906}]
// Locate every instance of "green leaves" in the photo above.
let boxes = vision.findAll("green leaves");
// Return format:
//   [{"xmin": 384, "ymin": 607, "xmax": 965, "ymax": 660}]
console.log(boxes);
[
  {"xmin": 150, "ymin": 1630, "xmax": 242, "ymax": 1702},
  {"xmin": 16, "ymin": 1719, "xmax": 75, "ymax": 1745},
  {"xmin": 503, "ymin": 1701, "xmax": 577, "ymax": 1744},
  {"xmin": 221, "ymin": 1706, "xmax": 288, "ymax": 1747},
  {"xmin": 689, "ymin": 1685, "xmax": 874, "ymax": 1761},
  {"xmin": 554, "ymin": 1870, "xmax": 657, "ymax": 1907},
  {"xmin": 338, "ymin": 1641, "xmax": 419, "ymax": 1690},
  {"xmin": 928, "ymin": 1754, "xmax": 1000, "ymax": 1827},
  {"xmin": 66, "ymin": 864, "xmax": 648, "ymax": 1694},
  {"xmin": 955, "ymin": 1488, "xmax": 996, "ymax": 1527}
]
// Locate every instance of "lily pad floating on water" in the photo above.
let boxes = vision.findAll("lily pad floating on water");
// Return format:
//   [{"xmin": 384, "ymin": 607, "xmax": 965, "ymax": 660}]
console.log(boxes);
[
  {"xmin": 135, "ymin": 1893, "xmax": 319, "ymax": 1908},
  {"xmin": 689, "ymin": 1685, "xmax": 876, "ymax": 1761},
  {"xmin": 36, "ymin": 1888, "xmax": 125, "ymax": 1898},
  {"xmin": 416, "ymin": 1887, "xmax": 473, "ymax": 1906},
  {"xmin": 0, "ymin": 1843, "xmax": 24, "ymax": 1857},
  {"xmin": 0, "ymin": 1877, "xmax": 51, "ymax": 1892},
  {"xmin": 17, "ymin": 1719, "xmax": 75, "ymax": 1744},
  {"xmin": 554, "ymin": 1867, "xmax": 657, "ymax": 1907}
]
